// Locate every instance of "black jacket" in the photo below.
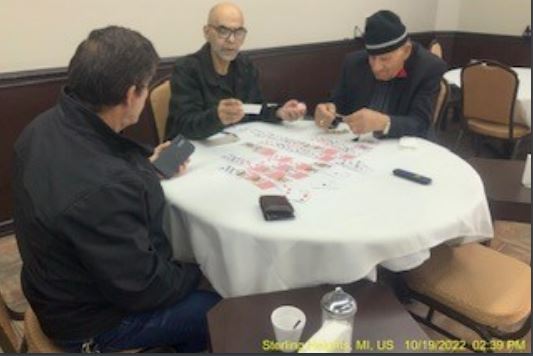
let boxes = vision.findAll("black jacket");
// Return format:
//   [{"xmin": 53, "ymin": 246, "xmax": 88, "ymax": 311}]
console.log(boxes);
[
  {"xmin": 165, "ymin": 43, "xmax": 280, "ymax": 140},
  {"xmin": 13, "ymin": 89, "xmax": 200, "ymax": 341},
  {"xmin": 331, "ymin": 42, "xmax": 447, "ymax": 138}
]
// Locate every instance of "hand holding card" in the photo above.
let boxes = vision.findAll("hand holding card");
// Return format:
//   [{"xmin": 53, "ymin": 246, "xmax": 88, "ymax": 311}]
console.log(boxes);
[{"xmin": 152, "ymin": 135, "xmax": 195, "ymax": 179}]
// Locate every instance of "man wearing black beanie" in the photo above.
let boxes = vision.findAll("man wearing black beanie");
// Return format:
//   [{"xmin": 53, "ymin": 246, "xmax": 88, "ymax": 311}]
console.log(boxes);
[{"xmin": 315, "ymin": 10, "xmax": 447, "ymax": 139}]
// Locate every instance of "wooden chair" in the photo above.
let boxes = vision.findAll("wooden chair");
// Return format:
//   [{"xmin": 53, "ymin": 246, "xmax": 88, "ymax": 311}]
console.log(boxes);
[
  {"xmin": 455, "ymin": 60, "xmax": 530, "ymax": 158},
  {"xmin": 428, "ymin": 39, "xmax": 443, "ymax": 59},
  {"xmin": 24, "ymin": 306, "xmax": 146, "ymax": 353},
  {"xmin": 24, "ymin": 306, "xmax": 64, "ymax": 352},
  {"xmin": 432, "ymin": 78, "xmax": 450, "ymax": 131},
  {"xmin": 427, "ymin": 39, "xmax": 464, "ymax": 132},
  {"xmin": 404, "ymin": 242, "xmax": 531, "ymax": 351},
  {"xmin": 0, "ymin": 291, "xmax": 24, "ymax": 353},
  {"xmin": 149, "ymin": 76, "xmax": 172, "ymax": 143}
]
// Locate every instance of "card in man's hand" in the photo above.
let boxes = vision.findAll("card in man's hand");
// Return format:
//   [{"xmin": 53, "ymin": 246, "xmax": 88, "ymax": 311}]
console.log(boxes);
[{"xmin": 152, "ymin": 135, "xmax": 195, "ymax": 179}]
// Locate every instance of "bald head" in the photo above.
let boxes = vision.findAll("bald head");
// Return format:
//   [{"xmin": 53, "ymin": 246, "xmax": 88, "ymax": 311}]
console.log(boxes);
[
  {"xmin": 207, "ymin": 2, "xmax": 244, "ymax": 26},
  {"xmin": 204, "ymin": 2, "xmax": 247, "ymax": 69}
]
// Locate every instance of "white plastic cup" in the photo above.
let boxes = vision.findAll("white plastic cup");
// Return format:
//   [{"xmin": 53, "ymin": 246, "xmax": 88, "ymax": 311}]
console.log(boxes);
[
  {"xmin": 522, "ymin": 154, "xmax": 531, "ymax": 188},
  {"xmin": 271, "ymin": 305, "xmax": 306, "ymax": 352}
]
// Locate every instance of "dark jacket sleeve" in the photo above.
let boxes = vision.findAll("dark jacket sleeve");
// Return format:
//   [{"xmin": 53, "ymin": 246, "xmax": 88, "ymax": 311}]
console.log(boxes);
[
  {"xmin": 387, "ymin": 60, "xmax": 448, "ymax": 138},
  {"xmin": 166, "ymin": 59, "xmax": 225, "ymax": 140},
  {"xmin": 58, "ymin": 178, "xmax": 200, "ymax": 312}
]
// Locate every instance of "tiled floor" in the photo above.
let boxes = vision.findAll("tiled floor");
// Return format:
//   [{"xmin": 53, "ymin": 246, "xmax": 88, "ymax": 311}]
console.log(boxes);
[{"xmin": 1, "ymin": 118, "xmax": 530, "ymax": 353}]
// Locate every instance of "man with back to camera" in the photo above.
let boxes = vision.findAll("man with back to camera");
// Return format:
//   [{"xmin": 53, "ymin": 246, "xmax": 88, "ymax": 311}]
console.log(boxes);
[
  {"xmin": 165, "ymin": 2, "xmax": 307, "ymax": 140},
  {"xmin": 13, "ymin": 26, "xmax": 220, "ymax": 352},
  {"xmin": 314, "ymin": 10, "xmax": 447, "ymax": 139}
]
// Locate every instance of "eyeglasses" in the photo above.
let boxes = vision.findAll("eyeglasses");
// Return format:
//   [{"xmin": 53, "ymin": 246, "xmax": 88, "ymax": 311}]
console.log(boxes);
[{"xmin": 208, "ymin": 25, "xmax": 247, "ymax": 41}]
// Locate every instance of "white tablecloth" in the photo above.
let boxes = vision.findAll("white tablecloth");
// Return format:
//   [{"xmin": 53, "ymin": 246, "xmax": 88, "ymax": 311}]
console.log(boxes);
[
  {"xmin": 162, "ymin": 121, "xmax": 493, "ymax": 297},
  {"xmin": 444, "ymin": 67, "xmax": 531, "ymax": 128}
]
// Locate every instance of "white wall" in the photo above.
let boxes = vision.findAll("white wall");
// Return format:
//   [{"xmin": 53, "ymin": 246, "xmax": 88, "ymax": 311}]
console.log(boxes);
[
  {"xmin": 1, "ymin": 0, "xmax": 530, "ymax": 73},
  {"xmin": 434, "ymin": 0, "xmax": 461, "ymax": 31},
  {"xmin": 458, "ymin": 0, "xmax": 530, "ymax": 35},
  {"xmin": 434, "ymin": 0, "xmax": 530, "ymax": 34},
  {"xmin": 1, "ymin": 0, "xmax": 439, "ymax": 73}
]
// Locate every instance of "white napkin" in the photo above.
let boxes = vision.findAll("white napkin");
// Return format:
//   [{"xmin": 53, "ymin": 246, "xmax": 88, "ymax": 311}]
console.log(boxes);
[{"xmin": 298, "ymin": 321, "xmax": 352, "ymax": 353}]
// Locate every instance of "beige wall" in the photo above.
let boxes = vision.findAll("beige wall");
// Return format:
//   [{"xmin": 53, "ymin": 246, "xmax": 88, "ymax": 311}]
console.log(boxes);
[
  {"xmin": 458, "ymin": 0, "xmax": 530, "ymax": 35},
  {"xmin": 434, "ymin": 0, "xmax": 461, "ymax": 31},
  {"xmin": 0, "ymin": 0, "xmax": 530, "ymax": 73},
  {"xmin": 1, "ymin": 0, "xmax": 439, "ymax": 73},
  {"xmin": 434, "ymin": 0, "xmax": 530, "ymax": 34}
]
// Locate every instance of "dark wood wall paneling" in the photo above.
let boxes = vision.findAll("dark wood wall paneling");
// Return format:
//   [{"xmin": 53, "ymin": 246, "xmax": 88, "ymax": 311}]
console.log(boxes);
[{"xmin": 0, "ymin": 32, "xmax": 531, "ymax": 234}]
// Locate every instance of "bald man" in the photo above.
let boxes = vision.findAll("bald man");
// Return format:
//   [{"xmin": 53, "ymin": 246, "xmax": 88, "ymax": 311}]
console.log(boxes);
[{"xmin": 165, "ymin": 2, "xmax": 306, "ymax": 140}]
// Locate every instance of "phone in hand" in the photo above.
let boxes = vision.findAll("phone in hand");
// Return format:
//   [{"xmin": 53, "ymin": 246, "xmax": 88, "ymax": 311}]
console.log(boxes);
[{"xmin": 152, "ymin": 135, "xmax": 195, "ymax": 179}]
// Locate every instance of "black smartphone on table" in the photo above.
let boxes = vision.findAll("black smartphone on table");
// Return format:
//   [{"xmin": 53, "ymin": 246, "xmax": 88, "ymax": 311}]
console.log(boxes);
[{"xmin": 152, "ymin": 135, "xmax": 195, "ymax": 179}]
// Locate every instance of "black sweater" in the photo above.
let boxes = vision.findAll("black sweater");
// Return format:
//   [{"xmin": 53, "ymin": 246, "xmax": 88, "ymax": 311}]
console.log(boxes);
[{"xmin": 165, "ymin": 43, "xmax": 280, "ymax": 140}]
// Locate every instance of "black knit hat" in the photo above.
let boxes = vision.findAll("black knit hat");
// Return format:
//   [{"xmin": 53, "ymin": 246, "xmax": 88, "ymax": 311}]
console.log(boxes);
[{"xmin": 364, "ymin": 10, "xmax": 408, "ymax": 55}]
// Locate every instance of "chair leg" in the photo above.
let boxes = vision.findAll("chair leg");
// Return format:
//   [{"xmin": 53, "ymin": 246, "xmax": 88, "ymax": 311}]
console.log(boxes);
[
  {"xmin": 426, "ymin": 308, "xmax": 435, "ymax": 323},
  {"xmin": 440, "ymin": 106, "xmax": 449, "ymax": 131},
  {"xmin": 473, "ymin": 134, "xmax": 482, "ymax": 156},
  {"xmin": 408, "ymin": 311, "xmax": 482, "ymax": 352},
  {"xmin": 510, "ymin": 139, "xmax": 521, "ymax": 159},
  {"xmin": 454, "ymin": 129, "xmax": 465, "ymax": 152},
  {"xmin": 19, "ymin": 337, "xmax": 28, "ymax": 353},
  {"xmin": 0, "ymin": 330, "xmax": 17, "ymax": 354}
]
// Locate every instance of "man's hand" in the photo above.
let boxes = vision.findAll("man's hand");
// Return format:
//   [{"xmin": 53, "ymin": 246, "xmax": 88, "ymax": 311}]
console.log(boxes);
[
  {"xmin": 149, "ymin": 141, "xmax": 171, "ymax": 163},
  {"xmin": 276, "ymin": 100, "xmax": 307, "ymax": 121},
  {"xmin": 176, "ymin": 159, "xmax": 190, "ymax": 177},
  {"xmin": 314, "ymin": 103, "xmax": 336, "ymax": 129},
  {"xmin": 344, "ymin": 108, "xmax": 390, "ymax": 135},
  {"xmin": 149, "ymin": 141, "xmax": 190, "ymax": 179},
  {"xmin": 218, "ymin": 99, "xmax": 245, "ymax": 125}
]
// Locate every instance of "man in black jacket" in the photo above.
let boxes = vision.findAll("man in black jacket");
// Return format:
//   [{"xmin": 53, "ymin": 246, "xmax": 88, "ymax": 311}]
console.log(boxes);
[
  {"xmin": 13, "ymin": 26, "xmax": 220, "ymax": 352},
  {"xmin": 315, "ymin": 10, "xmax": 447, "ymax": 139},
  {"xmin": 165, "ymin": 2, "xmax": 307, "ymax": 140}
]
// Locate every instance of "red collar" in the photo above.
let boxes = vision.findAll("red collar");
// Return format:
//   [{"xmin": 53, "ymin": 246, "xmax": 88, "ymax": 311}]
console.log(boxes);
[{"xmin": 396, "ymin": 68, "xmax": 408, "ymax": 78}]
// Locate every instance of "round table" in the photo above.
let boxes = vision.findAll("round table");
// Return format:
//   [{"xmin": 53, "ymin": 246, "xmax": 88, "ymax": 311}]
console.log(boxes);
[
  {"xmin": 162, "ymin": 121, "xmax": 493, "ymax": 297},
  {"xmin": 444, "ymin": 67, "xmax": 531, "ymax": 128}
]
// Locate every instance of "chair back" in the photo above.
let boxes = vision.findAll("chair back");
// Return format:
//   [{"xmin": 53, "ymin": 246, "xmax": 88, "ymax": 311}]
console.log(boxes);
[
  {"xmin": 461, "ymin": 61, "xmax": 519, "ymax": 127},
  {"xmin": 428, "ymin": 39, "xmax": 443, "ymax": 59},
  {"xmin": 432, "ymin": 78, "xmax": 450, "ymax": 127},
  {"xmin": 149, "ymin": 77, "xmax": 172, "ymax": 143},
  {"xmin": 0, "ymin": 292, "xmax": 21, "ymax": 353},
  {"xmin": 24, "ymin": 306, "xmax": 64, "ymax": 352},
  {"xmin": 23, "ymin": 305, "xmax": 144, "ymax": 353}
]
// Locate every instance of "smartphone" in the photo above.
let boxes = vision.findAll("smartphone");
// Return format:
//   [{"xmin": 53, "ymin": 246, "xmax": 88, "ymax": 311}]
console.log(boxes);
[{"xmin": 152, "ymin": 135, "xmax": 195, "ymax": 179}]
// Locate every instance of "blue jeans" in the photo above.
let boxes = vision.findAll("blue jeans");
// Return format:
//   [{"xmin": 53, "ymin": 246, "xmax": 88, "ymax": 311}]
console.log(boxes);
[{"xmin": 56, "ymin": 290, "xmax": 221, "ymax": 352}]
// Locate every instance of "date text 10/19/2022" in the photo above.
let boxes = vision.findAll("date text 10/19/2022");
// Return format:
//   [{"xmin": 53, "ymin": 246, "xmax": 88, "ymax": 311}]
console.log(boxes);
[{"xmin": 261, "ymin": 338, "xmax": 528, "ymax": 352}]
